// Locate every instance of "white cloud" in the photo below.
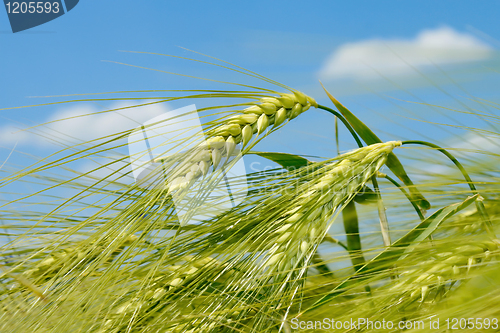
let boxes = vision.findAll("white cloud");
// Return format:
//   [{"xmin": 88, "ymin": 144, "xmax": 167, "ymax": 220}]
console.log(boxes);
[
  {"xmin": 319, "ymin": 26, "xmax": 493, "ymax": 80},
  {"xmin": 0, "ymin": 102, "xmax": 170, "ymax": 146},
  {"xmin": 457, "ymin": 132, "xmax": 500, "ymax": 153}
]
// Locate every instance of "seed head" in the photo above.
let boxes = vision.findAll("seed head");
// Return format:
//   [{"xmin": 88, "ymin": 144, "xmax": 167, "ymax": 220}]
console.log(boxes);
[
  {"xmin": 163, "ymin": 90, "xmax": 317, "ymax": 196},
  {"xmin": 261, "ymin": 142, "xmax": 400, "ymax": 277}
]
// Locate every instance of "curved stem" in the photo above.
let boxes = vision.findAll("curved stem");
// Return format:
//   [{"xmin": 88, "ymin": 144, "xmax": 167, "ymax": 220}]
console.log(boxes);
[
  {"xmin": 402, "ymin": 140, "xmax": 495, "ymax": 238},
  {"xmin": 383, "ymin": 174, "xmax": 425, "ymax": 221},
  {"xmin": 318, "ymin": 105, "xmax": 363, "ymax": 148}
]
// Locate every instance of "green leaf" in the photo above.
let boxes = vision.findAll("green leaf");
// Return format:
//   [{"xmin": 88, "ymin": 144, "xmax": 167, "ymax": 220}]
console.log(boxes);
[
  {"xmin": 353, "ymin": 186, "xmax": 377, "ymax": 205},
  {"xmin": 304, "ymin": 194, "xmax": 479, "ymax": 313},
  {"xmin": 320, "ymin": 83, "xmax": 430, "ymax": 210},
  {"xmin": 342, "ymin": 200, "xmax": 367, "ymax": 272},
  {"xmin": 249, "ymin": 152, "xmax": 311, "ymax": 171}
]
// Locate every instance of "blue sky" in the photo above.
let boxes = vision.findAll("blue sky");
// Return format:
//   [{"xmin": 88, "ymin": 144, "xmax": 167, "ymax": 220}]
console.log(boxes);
[
  {"xmin": 2, "ymin": 1, "xmax": 500, "ymax": 104},
  {"xmin": 1, "ymin": 1, "xmax": 500, "ymax": 175}
]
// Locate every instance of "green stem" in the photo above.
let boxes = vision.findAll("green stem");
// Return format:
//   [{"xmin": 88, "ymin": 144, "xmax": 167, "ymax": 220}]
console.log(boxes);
[
  {"xmin": 342, "ymin": 200, "xmax": 372, "ymax": 295},
  {"xmin": 318, "ymin": 105, "xmax": 363, "ymax": 148},
  {"xmin": 402, "ymin": 140, "xmax": 495, "ymax": 238},
  {"xmin": 371, "ymin": 175, "xmax": 391, "ymax": 247},
  {"xmin": 342, "ymin": 200, "xmax": 368, "ymax": 272}
]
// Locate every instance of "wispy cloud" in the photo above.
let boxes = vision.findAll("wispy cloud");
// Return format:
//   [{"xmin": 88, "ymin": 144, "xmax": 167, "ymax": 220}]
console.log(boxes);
[
  {"xmin": 0, "ymin": 102, "xmax": 169, "ymax": 147},
  {"xmin": 319, "ymin": 26, "xmax": 493, "ymax": 81}
]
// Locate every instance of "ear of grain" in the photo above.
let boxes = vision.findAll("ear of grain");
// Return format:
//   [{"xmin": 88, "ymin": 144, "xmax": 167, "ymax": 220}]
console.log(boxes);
[
  {"xmin": 262, "ymin": 141, "xmax": 402, "ymax": 267},
  {"xmin": 160, "ymin": 91, "xmax": 317, "ymax": 196},
  {"xmin": 386, "ymin": 239, "xmax": 499, "ymax": 305}
]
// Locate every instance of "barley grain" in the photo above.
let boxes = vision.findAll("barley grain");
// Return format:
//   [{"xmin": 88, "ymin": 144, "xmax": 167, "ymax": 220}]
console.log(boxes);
[{"xmin": 257, "ymin": 114, "xmax": 269, "ymax": 134}]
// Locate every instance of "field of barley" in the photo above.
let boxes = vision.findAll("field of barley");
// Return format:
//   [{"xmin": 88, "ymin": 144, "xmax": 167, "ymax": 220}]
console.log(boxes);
[{"xmin": 1, "ymin": 50, "xmax": 500, "ymax": 333}]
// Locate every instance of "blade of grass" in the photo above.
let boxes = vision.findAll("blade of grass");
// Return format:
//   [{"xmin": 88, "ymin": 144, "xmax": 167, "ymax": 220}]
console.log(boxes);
[
  {"xmin": 249, "ymin": 152, "xmax": 310, "ymax": 171},
  {"xmin": 342, "ymin": 200, "xmax": 368, "ymax": 272},
  {"xmin": 371, "ymin": 175, "xmax": 391, "ymax": 247}
]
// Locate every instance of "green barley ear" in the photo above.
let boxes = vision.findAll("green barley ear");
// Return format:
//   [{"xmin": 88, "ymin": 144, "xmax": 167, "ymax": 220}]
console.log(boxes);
[
  {"xmin": 206, "ymin": 91, "xmax": 316, "ymax": 148},
  {"xmin": 157, "ymin": 90, "xmax": 317, "ymax": 199},
  {"xmin": 96, "ymin": 255, "xmax": 234, "ymax": 333},
  {"xmin": 12, "ymin": 234, "xmax": 138, "ymax": 290},
  {"xmin": 378, "ymin": 238, "xmax": 500, "ymax": 315}
]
